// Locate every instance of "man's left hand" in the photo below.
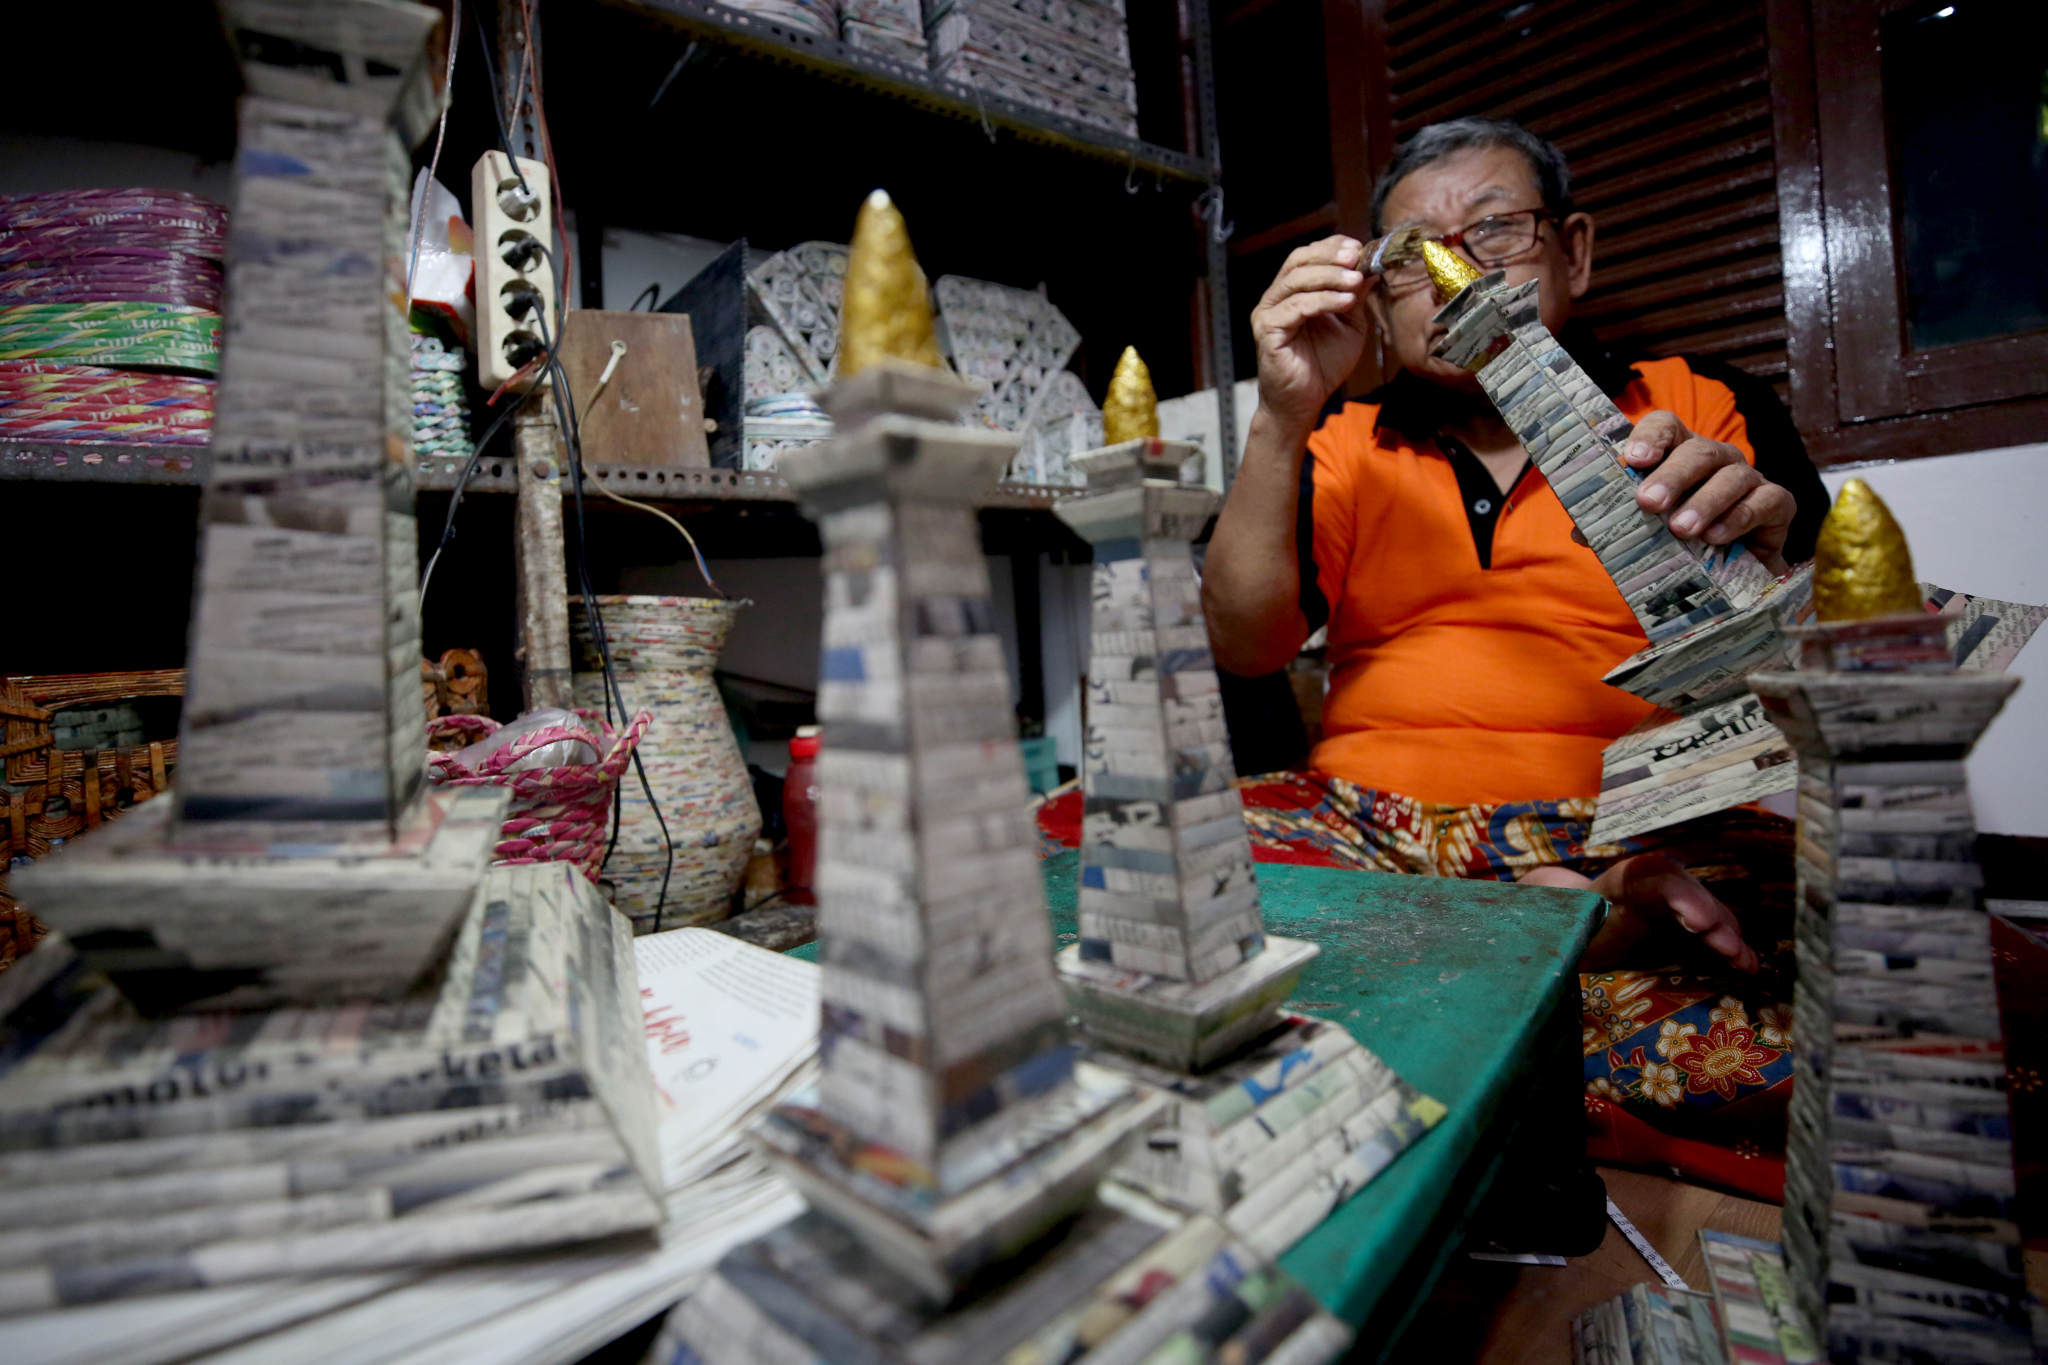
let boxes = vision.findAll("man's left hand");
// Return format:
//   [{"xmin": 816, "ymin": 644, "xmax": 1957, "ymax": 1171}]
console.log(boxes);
[{"xmin": 1618, "ymin": 410, "xmax": 1796, "ymax": 575}]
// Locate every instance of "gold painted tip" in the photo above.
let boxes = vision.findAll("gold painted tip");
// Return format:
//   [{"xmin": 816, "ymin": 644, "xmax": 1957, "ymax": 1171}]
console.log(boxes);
[
  {"xmin": 1422, "ymin": 240, "xmax": 1483, "ymax": 303},
  {"xmin": 838, "ymin": 189, "xmax": 945, "ymax": 378},
  {"xmin": 1812, "ymin": 478, "xmax": 1924, "ymax": 622},
  {"xmin": 1102, "ymin": 345, "xmax": 1159, "ymax": 446}
]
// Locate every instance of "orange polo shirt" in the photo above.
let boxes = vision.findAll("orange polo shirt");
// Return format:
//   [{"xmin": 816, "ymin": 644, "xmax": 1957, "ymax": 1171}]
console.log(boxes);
[{"xmin": 1304, "ymin": 355, "xmax": 1758, "ymax": 805}]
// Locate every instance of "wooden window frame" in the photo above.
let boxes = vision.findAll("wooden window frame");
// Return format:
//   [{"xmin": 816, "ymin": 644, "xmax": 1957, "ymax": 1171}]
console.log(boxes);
[{"xmin": 1769, "ymin": 0, "xmax": 2048, "ymax": 463}]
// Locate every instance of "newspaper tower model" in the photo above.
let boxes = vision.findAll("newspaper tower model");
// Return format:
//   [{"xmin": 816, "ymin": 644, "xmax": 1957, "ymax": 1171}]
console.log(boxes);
[
  {"xmin": 1050, "ymin": 351, "xmax": 1445, "ymax": 1241},
  {"xmin": 1749, "ymin": 481, "xmax": 2037, "ymax": 1365},
  {"xmin": 742, "ymin": 191, "xmax": 1152, "ymax": 1304},
  {"xmin": 1421, "ymin": 239, "xmax": 1812, "ymax": 844},
  {"xmin": 14, "ymin": 0, "xmax": 505, "ymax": 1011},
  {"xmin": 670, "ymin": 196, "xmax": 1348, "ymax": 1365},
  {"xmin": 0, "ymin": 3, "xmax": 664, "ymax": 1310}
]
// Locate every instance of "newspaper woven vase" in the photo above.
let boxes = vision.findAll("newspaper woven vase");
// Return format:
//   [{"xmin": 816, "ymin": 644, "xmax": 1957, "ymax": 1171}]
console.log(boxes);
[{"xmin": 570, "ymin": 595, "xmax": 760, "ymax": 932}]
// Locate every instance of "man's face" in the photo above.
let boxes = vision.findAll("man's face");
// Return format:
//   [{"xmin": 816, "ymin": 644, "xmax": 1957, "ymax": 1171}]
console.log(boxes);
[{"xmin": 1366, "ymin": 143, "xmax": 1594, "ymax": 392}]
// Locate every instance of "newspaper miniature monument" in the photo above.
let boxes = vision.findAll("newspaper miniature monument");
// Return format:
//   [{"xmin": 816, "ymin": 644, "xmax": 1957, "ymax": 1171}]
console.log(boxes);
[
  {"xmin": 0, "ymin": 0, "xmax": 664, "ymax": 1315},
  {"xmin": 669, "ymin": 195, "xmax": 1349, "ymax": 1363},
  {"xmin": 1419, "ymin": 240, "xmax": 1814, "ymax": 844},
  {"xmin": 1051, "ymin": 348, "xmax": 1444, "ymax": 1254},
  {"xmin": 14, "ymin": 0, "xmax": 504, "ymax": 1011},
  {"xmin": 1748, "ymin": 481, "xmax": 2038, "ymax": 1365}
]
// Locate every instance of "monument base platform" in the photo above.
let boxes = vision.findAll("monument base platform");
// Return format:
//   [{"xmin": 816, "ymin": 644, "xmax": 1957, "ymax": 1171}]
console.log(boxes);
[
  {"xmin": 11, "ymin": 785, "xmax": 507, "ymax": 1011},
  {"xmin": 1098, "ymin": 1015, "xmax": 1447, "ymax": 1256},
  {"xmin": 1056, "ymin": 934, "xmax": 1317, "ymax": 1070},
  {"xmin": 666, "ymin": 1202, "xmax": 1352, "ymax": 1365},
  {"xmin": 1601, "ymin": 562, "xmax": 1812, "ymax": 712},
  {"xmin": 755, "ymin": 1061, "xmax": 1161, "ymax": 1304}
]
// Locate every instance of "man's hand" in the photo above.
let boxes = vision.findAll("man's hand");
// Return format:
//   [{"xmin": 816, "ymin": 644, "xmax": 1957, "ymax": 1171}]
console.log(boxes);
[
  {"xmin": 1526, "ymin": 854, "xmax": 1761, "ymax": 975},
  {"xmin": 1252, "ymin": 237, "xmax": 1373, "ymax": 431},
  {"xmin": 1617, "ymin": 411, "xmax": 1796, "ymax": 574}
]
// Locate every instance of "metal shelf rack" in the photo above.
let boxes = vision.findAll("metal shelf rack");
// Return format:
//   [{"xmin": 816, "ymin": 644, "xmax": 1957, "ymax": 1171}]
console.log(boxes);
[{"xmin": 600, "ymin": 0, "xmax": 1217, "ymax": 185}]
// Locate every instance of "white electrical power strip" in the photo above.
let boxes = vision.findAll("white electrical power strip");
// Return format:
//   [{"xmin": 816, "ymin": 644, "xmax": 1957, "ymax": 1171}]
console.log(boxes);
[{"xmin": 470, "ymin": 150, "xmax": 554, "ymax": 392}]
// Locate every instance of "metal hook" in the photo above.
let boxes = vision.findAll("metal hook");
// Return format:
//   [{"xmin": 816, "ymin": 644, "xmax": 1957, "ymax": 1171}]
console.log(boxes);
[
  {"xmin": 1124, "ymin": 154, "xmax": 1140, "ymax": 195},
  {"xmin": 1196, "ymin": 186, "xmax": 1235, "ymax": 245},
  {"xmin": 971, "ymin": 88, "xmax": 997, "ymax": 143}
]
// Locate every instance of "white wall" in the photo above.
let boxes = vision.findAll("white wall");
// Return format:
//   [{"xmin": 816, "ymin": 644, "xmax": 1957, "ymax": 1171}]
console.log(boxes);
[
  {"xmin": 1822, "ymin": 443, "xmax": 2048, "ymax": 835},
  {"xmin": 594, "ymin": 228, "xmax": 731, "ymax": 312}
]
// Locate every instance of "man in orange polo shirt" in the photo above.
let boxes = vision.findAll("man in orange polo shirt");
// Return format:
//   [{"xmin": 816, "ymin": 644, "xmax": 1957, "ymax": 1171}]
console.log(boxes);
[{"xmin": 1204, "ymin": 118, "xmax": 1830, "ymax": 972}]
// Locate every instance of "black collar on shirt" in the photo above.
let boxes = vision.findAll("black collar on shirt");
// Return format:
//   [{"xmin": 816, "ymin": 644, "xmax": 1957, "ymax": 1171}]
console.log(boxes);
[
  {"xmin": 1361, "ymin": 321, "xmax": 1641, "ymax": 443},
  {"xmin": 1357, "ymin": 322, "xmax": 1639, "ymax": 570}
]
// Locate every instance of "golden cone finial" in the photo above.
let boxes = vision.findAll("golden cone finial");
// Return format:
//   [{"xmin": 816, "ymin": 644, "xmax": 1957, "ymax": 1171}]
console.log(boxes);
[
  {"xmin": 1812, "ymin": 478, "xmax": 1923, "ymax": 622},
  {"xmin": 1422, "ymin": 240, "xmax": 1484, "ymax": 302},
  {"xmin": 838, "ymin": 189, "xmax": 945, "ymax": 377},
  {"xmin": 1102, "ymin": 346, "xmax": 1159, "ymax": 446}
]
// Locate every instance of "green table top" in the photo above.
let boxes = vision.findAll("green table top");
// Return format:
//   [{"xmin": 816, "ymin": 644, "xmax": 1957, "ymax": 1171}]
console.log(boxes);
[{"xmin": 792, "ymin": 852, "xmax": 1603, "ymax": 1333}]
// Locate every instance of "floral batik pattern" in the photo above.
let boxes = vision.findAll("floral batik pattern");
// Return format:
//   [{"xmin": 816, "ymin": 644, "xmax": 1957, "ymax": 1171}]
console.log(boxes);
[{"xmin": 1592, "ymin": 990, "xmax": 1792, "ymax": 1109}]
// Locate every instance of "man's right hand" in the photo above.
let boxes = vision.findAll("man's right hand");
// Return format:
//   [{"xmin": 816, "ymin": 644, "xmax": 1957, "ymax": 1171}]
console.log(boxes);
[{"xmin": 1252, "ymin": 236, "xmax": 1374, "ymax": 431}]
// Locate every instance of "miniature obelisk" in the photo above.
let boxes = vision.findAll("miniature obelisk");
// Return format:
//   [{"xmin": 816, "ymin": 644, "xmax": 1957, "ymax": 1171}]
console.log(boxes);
[
  {"xmin": 1750, "ymin": 481, "xmax": 2037, "ymax": 1365},
  {"xmin": 1054, "ymin": 346, "xmax": 1312, "ymax": 1057},
  {"xmin": 13, "ymin": 0, "xmax": 504, "ymax": 1010},
  {"xmin": 1421, "ymin": 239, "xmax": 1811, "ymax": 843},
  {"xmin": 1051, "ymin": 349, "xmax": 1444, "ymax": 1252},
  {"xmin": 698, "ymin": 192, "xmax": 1153, "ymax": 1311}
]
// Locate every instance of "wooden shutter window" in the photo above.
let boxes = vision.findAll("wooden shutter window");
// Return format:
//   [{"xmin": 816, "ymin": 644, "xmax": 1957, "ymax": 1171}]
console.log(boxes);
[{"xmin": 1384, "ymin": 0, "xmax": 1790, "ymax": 399}]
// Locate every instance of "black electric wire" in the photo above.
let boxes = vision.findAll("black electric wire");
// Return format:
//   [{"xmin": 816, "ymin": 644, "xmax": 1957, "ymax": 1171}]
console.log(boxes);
[
  {"xmin": 463, "ymin": 6, "xmax": 679, "ymax": 928},
  {"xmin": 530, "ymin": 301, "xmax": 678, "ymax": 926}
]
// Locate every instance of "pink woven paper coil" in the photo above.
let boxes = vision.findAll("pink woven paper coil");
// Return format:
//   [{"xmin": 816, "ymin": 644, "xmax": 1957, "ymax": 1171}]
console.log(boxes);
[{"xmin": 425, "ymin": 709, "xmax": 651, "ymax": 885}]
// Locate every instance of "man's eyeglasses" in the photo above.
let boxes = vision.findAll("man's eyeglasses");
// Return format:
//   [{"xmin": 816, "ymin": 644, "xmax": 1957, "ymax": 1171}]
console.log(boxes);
[{"xmin": 1376, "ymin": 209, "xmax": 1555, "ymax": 292}]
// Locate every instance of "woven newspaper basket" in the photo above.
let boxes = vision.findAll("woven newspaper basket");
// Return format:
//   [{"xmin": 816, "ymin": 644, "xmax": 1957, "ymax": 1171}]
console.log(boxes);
[
  {"xmin": 2, "ymin": 669, "xmax": 184, "ymax": 967},
  {"xmin": 425, "ymin": 708, "xmax": 650, "ymax": 886}
]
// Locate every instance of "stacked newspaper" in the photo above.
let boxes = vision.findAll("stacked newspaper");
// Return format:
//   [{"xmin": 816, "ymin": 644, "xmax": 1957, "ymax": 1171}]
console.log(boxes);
[
  {"xmin": 662, "ymin": 1204, "xmax": 1351, "ymax": 1364},
  {"xmin": 1591, "ymin": 583, "xmax": 2045, "ymax": 845},
  {"xmin": 1109, "ymin": 1015, "xmax": 1444, "ymax": 1258},
  {"xmin": 0, "ymin": 926, "xmax": 821, "ymax": 1365},
  {"xmin": 1697, "ymin": 1229, "xmax": 1820, "ymax": 1365},
  {"xmin": 925, "ymin": 0, "xmax": 1140, "ymax": 138},
  {"xmin": 0, "ymin": 864, "xmax": 663, "ymax": 1320},
  {"xmin": 1570, "ymin": 1280, "xmax": 1724, "ymax": 1365}
]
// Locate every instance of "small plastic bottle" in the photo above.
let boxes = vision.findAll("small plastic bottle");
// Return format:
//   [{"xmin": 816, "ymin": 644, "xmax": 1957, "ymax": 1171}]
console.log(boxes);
[{"xmin": 782, "ymin": 726, "xmax": 821, "ymax": 905}]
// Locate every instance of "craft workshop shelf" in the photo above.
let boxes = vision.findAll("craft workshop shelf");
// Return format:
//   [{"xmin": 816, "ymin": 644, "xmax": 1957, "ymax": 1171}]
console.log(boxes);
[
  {"xmin": 414, "ymin": 452, "xmax": 1074, "ymax": 512},
  {"xmin": 0, "ymin": 439, "xmax": 205, "ymax": 487},
  {"xmin": 589, "ymin": 0, "xmax": 1215, "ymax": 185}
]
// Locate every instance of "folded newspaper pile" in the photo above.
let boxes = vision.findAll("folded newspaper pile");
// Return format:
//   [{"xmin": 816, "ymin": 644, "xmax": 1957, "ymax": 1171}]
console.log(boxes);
[
  {"xmin": 925, "ymin": 0, "xmax": 1140, "ymax": 138},
  {"xmin": 0, "ymin": 864, "xmax": 663, "ymax": 1318},
  {"xmin": 1592, "ymin": 584, "xmax": 2046, "ymax": 845},
  {"xmin": 1697, "ymin": 1229, "xmax": 1820, "ymax": 1365},
  {"xmin": 0, "ymin": 926, "xmax": 819, "ymax": 1365},
  {"xmin": 1570, "ymin": 1280, "xmax": 1724, "ymax": 1365},
  {"xmin": 1109, "ymin": 1015, "xmax": 1444, "ymax": 1258},
  {"xmin": 662, "ymin": 1205, "xmax": 1351, "ymax": 1365}
]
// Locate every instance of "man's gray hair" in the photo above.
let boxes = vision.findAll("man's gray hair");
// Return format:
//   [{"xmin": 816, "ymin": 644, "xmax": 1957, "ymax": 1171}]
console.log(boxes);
[{"xmin": 1370, "ymin": 117, "xmax": 1574, "ymax": 234}]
